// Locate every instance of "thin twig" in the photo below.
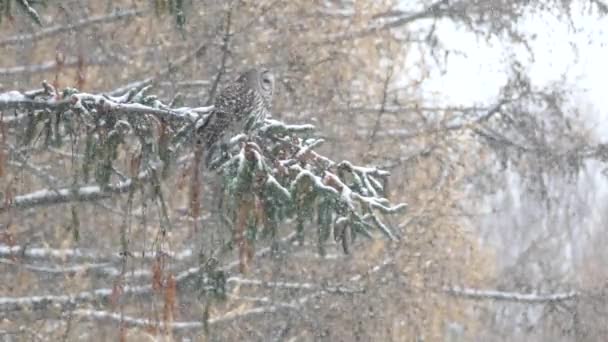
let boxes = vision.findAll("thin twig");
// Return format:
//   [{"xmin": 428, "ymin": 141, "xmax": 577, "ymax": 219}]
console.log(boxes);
[
  {"xmin": 205, "ymin": 7, "xmax": 233, "ymax": 106},
  {"xmin": 107, "ymin": 42, "xmax": 209, "ymax": 97},
  {"xmin": 0, "ymin": 9, "xmax": 146, "ymax": 47}
]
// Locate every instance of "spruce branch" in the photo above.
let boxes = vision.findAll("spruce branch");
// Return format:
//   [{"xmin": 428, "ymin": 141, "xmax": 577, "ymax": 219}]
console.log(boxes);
[{"xmin": 2, "ymin": 81, "xmax": 405, "ymax": 257}]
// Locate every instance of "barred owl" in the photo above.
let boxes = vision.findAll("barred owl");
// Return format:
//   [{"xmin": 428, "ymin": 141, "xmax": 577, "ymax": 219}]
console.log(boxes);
[{"xmin": 198, "ymin": 68, "xmax": 274, "ymax": 154}]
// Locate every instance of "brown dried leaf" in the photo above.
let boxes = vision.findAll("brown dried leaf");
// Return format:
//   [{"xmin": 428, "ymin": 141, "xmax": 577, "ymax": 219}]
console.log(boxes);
[
  {"xmin": 152, "ymin": 258, "xmax": 163, "ymax": 292},
  {"xmin": 163, "ymin": 274, "xmax": 177, "ymax": 325}
]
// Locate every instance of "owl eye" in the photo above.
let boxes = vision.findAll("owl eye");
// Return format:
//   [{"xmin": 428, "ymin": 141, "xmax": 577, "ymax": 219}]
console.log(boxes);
[{"xmin": 261, "ymin": 77, "xmax": 272, "ymax": 89}]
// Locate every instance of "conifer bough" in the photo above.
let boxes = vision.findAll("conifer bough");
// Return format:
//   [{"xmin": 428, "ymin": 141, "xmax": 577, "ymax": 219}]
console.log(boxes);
[{"xmin": 0, "ymin": 81, "xmax": 406, "ymax": 254}]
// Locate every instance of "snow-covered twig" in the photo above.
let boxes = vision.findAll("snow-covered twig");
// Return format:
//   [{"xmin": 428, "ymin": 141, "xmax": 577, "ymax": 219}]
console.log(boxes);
[
  {"xmin": 67, "ymin": 301, "xmax": 298, "ymax": 331},
  {"xmin": 1, "ymin": 84, "xmax": 203, "ymax": 122},
  {"xmin": 444, "ymin": 286, "xmax": 578, "ymax": 303},
  {"xmin": 0, "ymin": 232, "xmax": 298, "ymax": 312},
  {"xmin": 71, "ymin": 92, "xmax": 205, "ymax": 122},
  {"xmin": 0, "ymin": 258, "xmax": 113, "ymax": 275},
  {"xmin": 7, "ymin": 151, "xmax": 60, "ymax": 186},
  {"xmin": 0, "ymin": 90, "xmax": 69, "ymax": 111},
  {"xmin": 260, "ymin": 119, "xmax": 315, "ymax": 135},
  {"xmin": 288, "ymin": 256, "xmax": 395, "ymax": 308},
  {"xmin": 227, "ymin": 277, "xmax": 363, "ymax": 294},
  {"xmin": 0, "ymin": 161, "xmax": 162, "ymax": 213},
  {"xmin": 58, "ymin": 249, "xmax": 384, "ymax": 332},
  {"xmin": 0, "ymin": 244, "xmax": 193, "ymax": 263},
  {"xmin": 69, "ymin": 309, "xmax": 204, "ymax": 331}
]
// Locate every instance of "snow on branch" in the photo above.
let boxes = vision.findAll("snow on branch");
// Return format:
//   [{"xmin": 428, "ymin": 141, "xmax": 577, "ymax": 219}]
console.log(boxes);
[
  {"xmin": 208, "ymin": 120, "xmax": 407, "ymax": 259},
  {"xmin": 0, "ymin": 90, "xmax": 69, "ymax": 111},
  {"xmin": 0, "ymin": 244, "xmax": 193, "ymax": 263},
  {"xmin": 57, "ymin": 253, "xmax": 394, "ymax": 332},
  {"xmin": 227, "ymin": 276, "xmax": 363, "ymax": 294},
  {"xmin": 68, "ymin": 302, "xmax": 298, "ymax": 332},
  {"xmin": 0, "ymin": 160, "xmax": 163, "ymax": 213},
  {"xmin": 0, "ymin": 233, "xmax": 297, "ymax": 313},
  {"xmin": 0, "ymin": 258, "xmax": 114, "ymax": 276},
  {"xmin": 15, "ymin": 0, "xmax": 42, "ymax": 26},
  {"xmin": 3, "ymin": 79, "xmax": 405, "ymax": 266},
  {"xmin": 444, "ymin": 286, "xmax": 578, "ymax": 303},
  {"xmin": 0, "ymin": 88, "xmax": 208, "ymax": 123}
]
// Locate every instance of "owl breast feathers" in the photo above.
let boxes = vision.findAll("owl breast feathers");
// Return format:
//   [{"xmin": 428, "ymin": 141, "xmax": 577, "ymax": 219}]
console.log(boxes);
[{"xmin": 198, "ymin": 68, "xmax": 274, "ymax": 149}]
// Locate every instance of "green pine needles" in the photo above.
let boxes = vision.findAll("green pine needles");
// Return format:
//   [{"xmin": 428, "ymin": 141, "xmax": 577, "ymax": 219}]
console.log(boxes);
[{"xmin": 1, "ymin": 80, "xmax": 406, "ymax": 265}]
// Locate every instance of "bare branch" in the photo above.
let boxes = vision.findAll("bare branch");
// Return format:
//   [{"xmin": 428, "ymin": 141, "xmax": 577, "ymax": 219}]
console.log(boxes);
[
  {"xmin": 107, "ymin": 42, "xmax": 209, "ymax": 97},
  {"xmin": 0, "ymin": 9, "xmax": 146, "ymax": 47},
  {"xmin": 317, "ymin": 1, "xmax": 446, "ymax": 45},
  {"xmin": 205, "ymin": 7, "xmax": 233, "ymax": 105},
  {"xmin": 0, "ymin": 56, "xmax": 116, "ymax": 77}
]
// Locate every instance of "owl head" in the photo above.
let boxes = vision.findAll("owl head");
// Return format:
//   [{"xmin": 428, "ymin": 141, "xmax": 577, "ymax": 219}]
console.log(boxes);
[{"xmin": 241, "ymin": 68, "xmax": 274, "ymax": 104}]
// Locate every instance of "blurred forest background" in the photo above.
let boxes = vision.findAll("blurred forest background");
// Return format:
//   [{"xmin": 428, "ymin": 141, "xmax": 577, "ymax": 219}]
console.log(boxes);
[{"xmin": 1, "ymin": 0, "xmax": 608, "ymax": 341}]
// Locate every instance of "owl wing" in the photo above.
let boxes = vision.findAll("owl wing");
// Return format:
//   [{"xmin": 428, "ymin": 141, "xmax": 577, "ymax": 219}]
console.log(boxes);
[
  {"xmin": 199, "ymin": 109, "xmax": 232, "ymax": 148},
  {"xmin": 197, "ymin": 74, "xmax": 259, "ymax": 149},
  {"xmin": 197, "ymin": 80, "xmax": 244, "ymax": 145}
]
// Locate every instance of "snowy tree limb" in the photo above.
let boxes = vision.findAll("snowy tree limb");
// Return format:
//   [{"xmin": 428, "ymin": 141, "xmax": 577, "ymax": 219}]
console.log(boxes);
[
  {"xmin": 0, "ymin": 90, "xmax": 70, "ymax": 111},
  {"xmin": 0, "ymin": 258, "xmax": 114, "ymax": 275},
  {"xmin": 227, "ymin": 276, "xmax": 363, "ymax": 294},
  {"xmin": 444, "ymin": 286, "xmax": 579, "ymax": 303},
  {"xmin": 57, "ymin": 252, "xmax": 393, "ymax": 332},
  {"xmin": 0, "ymin": 244, "xmax": 193, "ymax": 263},
  {"xmin": 67, "ymin": 303, "xmax": 299, "ymax": 332},
  {"xmin": 0, "ymin": 161, "xmax": 162, "ymax": 213},
  {"xmin": 0, "ymin": 88, "xmax": 210, "ymax": 123},
  {"xmin": 3, "ymin": 80, "xmax": 405, "ymax": 260},
  {"xmin": 0, "ymin": 232, "xmax": 298, "ymax": 313}
]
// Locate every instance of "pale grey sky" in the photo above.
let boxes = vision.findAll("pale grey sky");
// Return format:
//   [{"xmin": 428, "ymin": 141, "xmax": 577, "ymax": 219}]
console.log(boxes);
[
  {"xmin": 411, "ymin": 5, "xmax": 608, "ymax": 271},
  {"xmin": 422, "ymin": 4, "xmax": 608, "ymax": 139}
]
